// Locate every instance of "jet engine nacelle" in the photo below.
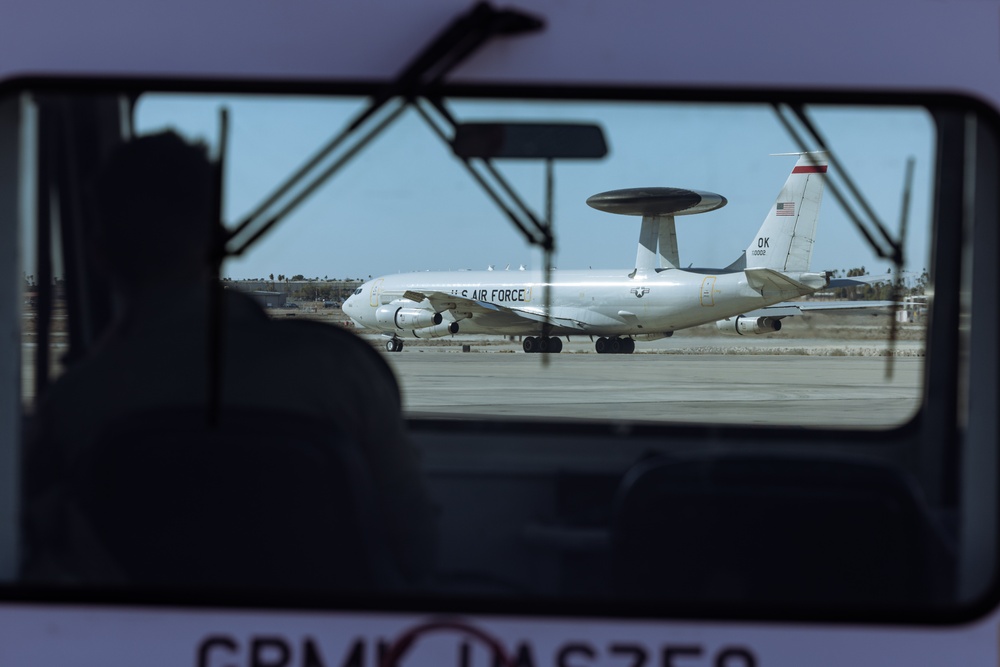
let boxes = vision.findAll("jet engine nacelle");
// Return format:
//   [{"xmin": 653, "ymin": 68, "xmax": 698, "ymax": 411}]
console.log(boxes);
[
  {"xmin": 375, "ymin": 305, "xmax": 443, "ymax": 330},
  {"xmin": 716, "ymin": 315, "xmax": 782, "ymax": 335},
  {"xmin": 408, "ymin": 321, "xmax": 460, "ymax": 338}
]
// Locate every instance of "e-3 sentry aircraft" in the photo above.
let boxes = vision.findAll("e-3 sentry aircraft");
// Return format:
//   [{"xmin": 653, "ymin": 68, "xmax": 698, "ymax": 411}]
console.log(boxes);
[{"xmin": 343, "ymin": 153, "xmax": 832, "ymax": 354}]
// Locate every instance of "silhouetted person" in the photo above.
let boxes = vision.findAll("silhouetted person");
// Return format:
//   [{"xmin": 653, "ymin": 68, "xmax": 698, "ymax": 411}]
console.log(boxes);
[{"xmin": 25, "ymin": 131, "xmax": 436, "ymax": 588}]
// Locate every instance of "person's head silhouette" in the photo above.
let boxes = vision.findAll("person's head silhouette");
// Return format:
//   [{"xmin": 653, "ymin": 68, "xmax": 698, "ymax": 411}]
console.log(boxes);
[{"xmin": 91, "ymin": 131, "xmax": 221, "ymax": 292}]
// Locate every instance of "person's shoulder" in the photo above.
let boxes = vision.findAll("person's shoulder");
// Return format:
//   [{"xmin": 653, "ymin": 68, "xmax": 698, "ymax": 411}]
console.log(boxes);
[
  {"xmin": 273, "ymin": 318, "xmax": 389, "ymax": 365},
  {"xmin": 274, "ymin": 317, "xmax": 368, "ymax": 343},
  {"xmin": 222, "ymin": 288, "xmax": 270, "ymax": 321}
]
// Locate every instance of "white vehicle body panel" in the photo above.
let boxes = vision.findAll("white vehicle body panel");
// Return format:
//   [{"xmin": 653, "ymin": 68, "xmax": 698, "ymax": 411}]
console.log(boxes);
[
  {"xmin": 0, "ymin": 1, "xmax": 998, "ymax": 110},
  {"xmin": 1, "ymin": 1, "xmax": 999, "ymax": 665}
]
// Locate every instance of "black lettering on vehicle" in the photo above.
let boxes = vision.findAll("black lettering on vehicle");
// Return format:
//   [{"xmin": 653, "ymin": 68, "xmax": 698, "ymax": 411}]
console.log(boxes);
[
  {"xmin": 662, "ymin": 645, "xmax": 702, "ymax": 667},
  {"xmin": 457, "ymin": 639, "xmax": 534, "ymax": 667},
  {"xmin": 499, "ymin": 642, "xmax": 537, "ymax": 667},
  {"xmin": 558, "ymin": 643, "xmax": 597, "ymax": 667},
  {"xmin": 715, "ymin": 647, "xmax": 756, "ymax": 667},
  {"xmin": 195, "ymin": 633, "xmax": 756, "ymax": 667},
  {"xmin": 251, "ymin": 636, "xmax": 292, "ymax": 667},
  {"xmin": 518, "ymin": 289, "xmax": 525, "ymax": 301},
  {"xmin": 301, "ymin": 638, "xmax": 329, "ymax": 667},
  {"xmin": 198, "ymin": 635, "xmax": 238, "ymax": 667},
  {"xmin": 340, "ymin": 639, "xmax": 365, "ymax": 667},
  {"xmin": 458, "ymin": 641, "xmax": 473, "ymax": 667},
  {"xmin": 491, "ymin": 289, "xmax": 498, "ymax": 301},
  {"xmin": 337, "ymin": 638, "xmax": 390, "ymax": 667},
  {"xmin": 462, "ymin": 289, "xmax": 468, "ymax": 297},
  {"xmin": 610, "ymin": 643, "xmax": 648, "ymax": 667}
]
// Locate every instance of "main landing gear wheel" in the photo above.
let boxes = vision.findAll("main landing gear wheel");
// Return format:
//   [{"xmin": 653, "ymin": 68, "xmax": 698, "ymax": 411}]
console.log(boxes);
[
  {"xmin": 386, "ymin": 338, "xmax": 404, "ymax": 352},
  {"xmin": 523, "ymin": 336, "xmax": 563, "ymax": 353},
  {"xmin": 595, "ymin": 337, "xmax": 635, "ymax": 354}
]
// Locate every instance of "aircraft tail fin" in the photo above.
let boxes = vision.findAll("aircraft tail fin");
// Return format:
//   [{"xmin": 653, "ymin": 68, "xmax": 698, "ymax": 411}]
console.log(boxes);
[{"xmin": 745, "ymin": 152, "xmax": 827, "ymax": 271}]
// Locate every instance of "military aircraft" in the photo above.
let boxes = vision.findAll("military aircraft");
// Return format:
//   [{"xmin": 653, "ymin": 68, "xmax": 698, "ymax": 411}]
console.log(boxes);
[{"xmin": 343, "ymin": 152, "xmax": 834, "ymax": 354}]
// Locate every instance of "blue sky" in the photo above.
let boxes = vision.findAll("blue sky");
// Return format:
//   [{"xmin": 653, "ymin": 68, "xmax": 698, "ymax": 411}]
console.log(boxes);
[{"xmin": 136, "ymin": 94, "xmax": 934, "ymax": 282}]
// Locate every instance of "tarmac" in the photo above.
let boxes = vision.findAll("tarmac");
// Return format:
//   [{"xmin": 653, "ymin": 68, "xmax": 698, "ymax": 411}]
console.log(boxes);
[
  {"xmin": 21, "ymin": 307, "xmax": 925, "ymax": 429},
  {"xmin": 377, "ymin": 335, "xmax": 925, "ymax": 428}
]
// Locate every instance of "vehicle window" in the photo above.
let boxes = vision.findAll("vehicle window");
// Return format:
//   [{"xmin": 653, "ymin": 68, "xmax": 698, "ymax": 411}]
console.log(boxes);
[
  {"xmin": 15, "ymin": 89, "xmax": 984, "ymax": 619},
  {"xmin": 127, "ymin": 94, "xmax": 934, "ymax": 428}
]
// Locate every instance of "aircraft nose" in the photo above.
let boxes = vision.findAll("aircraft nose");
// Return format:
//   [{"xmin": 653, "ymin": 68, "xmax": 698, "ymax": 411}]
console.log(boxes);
[{"xmin": 343, "ymin": 286, "xmax": 367, "ymax": 316}]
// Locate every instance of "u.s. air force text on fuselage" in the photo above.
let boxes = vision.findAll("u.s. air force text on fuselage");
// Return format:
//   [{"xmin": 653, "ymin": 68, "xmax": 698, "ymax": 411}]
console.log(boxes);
[{"xmin": 456, "ymin": 287, "xmax": 533, "ymax": 303}]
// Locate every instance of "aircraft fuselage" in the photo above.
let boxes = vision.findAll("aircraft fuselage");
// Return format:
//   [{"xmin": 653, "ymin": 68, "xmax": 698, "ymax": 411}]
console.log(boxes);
[
  {"xmin": 341, "ymin": 153, "xmax": 829, "ymax": 352},
  {"xmin": 344, "ymin": 267, "xmax": 822, "ymax": 338}
]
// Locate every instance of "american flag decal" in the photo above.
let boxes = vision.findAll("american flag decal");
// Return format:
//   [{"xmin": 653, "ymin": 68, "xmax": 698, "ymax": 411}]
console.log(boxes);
[{"xmin": 776, "ymin": 202, "xmax": 795, "ymax": 216}]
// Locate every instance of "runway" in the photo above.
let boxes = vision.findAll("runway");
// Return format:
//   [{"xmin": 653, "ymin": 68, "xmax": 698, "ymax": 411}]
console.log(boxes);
[{"xmin": 380, "ymin": 337, "xmax": 925, "ymax": 428}]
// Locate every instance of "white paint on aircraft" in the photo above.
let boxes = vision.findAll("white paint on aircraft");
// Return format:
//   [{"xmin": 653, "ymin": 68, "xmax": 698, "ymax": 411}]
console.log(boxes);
[{"xmin": 343, "ymin": 153, "xmax": 833, "ymax": 353}]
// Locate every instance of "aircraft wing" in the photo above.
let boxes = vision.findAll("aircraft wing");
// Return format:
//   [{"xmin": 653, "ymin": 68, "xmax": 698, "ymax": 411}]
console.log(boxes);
[
  {"xmin": 827, "ymin": 271, "xmax": 923, "ymax": 289},
  {"xmin": 402, "ymin": 290, "xmax": 502, "ymax": 316},
  {"xmin": 743, "ymin": 300, "xmax": 899, "ymax": 318},
  {"xmin": 400, "ymin": 289, "xmax": 589, "ymax": 332}
]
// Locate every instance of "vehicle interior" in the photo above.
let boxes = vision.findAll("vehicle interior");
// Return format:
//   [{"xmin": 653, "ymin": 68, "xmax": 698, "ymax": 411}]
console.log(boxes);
[{"xmin": 2, "ymin": 11, "xmax": 998, "ymax": 623}]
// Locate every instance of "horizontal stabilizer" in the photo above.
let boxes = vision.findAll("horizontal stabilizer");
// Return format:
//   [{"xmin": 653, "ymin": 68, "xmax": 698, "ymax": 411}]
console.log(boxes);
[{"xmin": 745, "ymin": 268, "xmax": 823, "ymax": 298}]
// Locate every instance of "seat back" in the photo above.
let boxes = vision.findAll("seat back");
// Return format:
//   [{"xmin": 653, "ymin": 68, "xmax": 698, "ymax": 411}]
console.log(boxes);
[
  {"xmin": 61, "ymin": 407, "xmax": 396, "ymax": 594},
  {"xmin": 610, "ymin": 453, "xmax": 953, "ymax": 610}
]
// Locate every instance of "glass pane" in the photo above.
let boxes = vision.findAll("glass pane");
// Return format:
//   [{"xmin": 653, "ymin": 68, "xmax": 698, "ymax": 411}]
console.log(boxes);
[
  {"xmin": 135, "ymin": 94, "xmax": 933, "ymax": 428},
  {"xmin": 15, "ymin": 90, "xmax": 962, "ymax": 616}
]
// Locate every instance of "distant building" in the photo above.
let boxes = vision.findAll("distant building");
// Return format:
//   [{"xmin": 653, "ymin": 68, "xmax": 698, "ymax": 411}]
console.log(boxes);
[
  {"xmin": 243, "ymin": 290, "xmax": 286, "ymax": 308},
  {"xmin": 227, "ymin": 279, "xmax": 362, "ymax": 305}
]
